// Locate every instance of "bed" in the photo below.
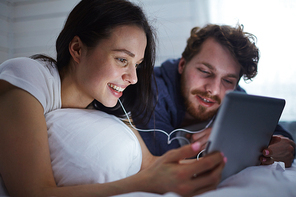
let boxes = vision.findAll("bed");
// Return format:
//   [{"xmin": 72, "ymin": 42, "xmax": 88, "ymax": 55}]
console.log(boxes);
[{"xmin": 0, "ymin": 108, "xmax": 295, "ymax": 197}]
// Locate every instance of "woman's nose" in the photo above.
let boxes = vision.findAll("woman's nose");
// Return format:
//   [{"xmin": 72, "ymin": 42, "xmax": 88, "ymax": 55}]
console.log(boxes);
[{"xmin": 123, "ymin": 65, "xmax": 138, "ymax": 84}]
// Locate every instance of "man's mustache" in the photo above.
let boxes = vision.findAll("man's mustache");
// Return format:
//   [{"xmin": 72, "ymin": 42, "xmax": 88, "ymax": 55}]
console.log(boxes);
[{"xmin": 191, "ymin": 89, "xmax": 221, "ymax": 105}]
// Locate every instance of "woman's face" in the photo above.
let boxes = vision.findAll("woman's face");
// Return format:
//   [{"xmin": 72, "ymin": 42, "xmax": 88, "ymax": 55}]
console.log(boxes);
[{"xmin": 71, "ymin": 25, "xmax": 147, "ymax": 108}]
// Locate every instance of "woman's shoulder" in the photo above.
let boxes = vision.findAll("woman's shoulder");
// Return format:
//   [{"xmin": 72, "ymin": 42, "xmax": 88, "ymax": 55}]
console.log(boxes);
[
  {"xmin": 1, "ymin": 57, "xmax": 58, "ymax": 78},
  {"xmin": 1, "ymin": 57, "xmax": 45, "ymax": 73},
  {"xmin": 0, "ymin": 57, "xmax": 61, "ymax": 113},
  {"xmin": 1, "ymin": 57, "xmax": 38, "ymax": 66}
]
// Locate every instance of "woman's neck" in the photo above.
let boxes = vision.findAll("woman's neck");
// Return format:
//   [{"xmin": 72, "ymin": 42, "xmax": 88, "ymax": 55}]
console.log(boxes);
[{"xmin": 60, "ymin": 72, "xmax": 92, "ymax": 109}]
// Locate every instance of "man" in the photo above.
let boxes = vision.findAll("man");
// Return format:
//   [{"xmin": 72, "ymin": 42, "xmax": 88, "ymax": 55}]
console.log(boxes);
[{"xmin": 133, "ymin": 24, "xmax": 295, "ymax": 167}]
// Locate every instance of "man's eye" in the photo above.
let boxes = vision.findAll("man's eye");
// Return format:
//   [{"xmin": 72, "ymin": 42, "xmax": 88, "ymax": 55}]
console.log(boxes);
[
  {"xmin": 224, "ymin": 79, "xmax": 233, "ymax": 84},
  {"xmin": 198, "ymin": 68, "xmax": 210, "ymax": 74}
]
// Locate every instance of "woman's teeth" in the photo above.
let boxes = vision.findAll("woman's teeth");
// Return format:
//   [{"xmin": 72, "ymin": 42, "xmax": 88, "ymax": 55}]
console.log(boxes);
[{"xmin": 108, "ymin": 84, "xmax": 124, "ymax": 92}]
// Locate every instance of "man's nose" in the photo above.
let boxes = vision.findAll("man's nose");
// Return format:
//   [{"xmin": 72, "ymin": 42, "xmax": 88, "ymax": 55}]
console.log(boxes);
[{"xmin": 205, "ymin": 78, "xmax": 221, "ymax": 96}]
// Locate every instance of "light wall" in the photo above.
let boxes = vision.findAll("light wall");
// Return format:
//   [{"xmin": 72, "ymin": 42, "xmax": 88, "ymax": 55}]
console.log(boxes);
[
  {"xmin": 0, "ymin": 0, "xmax": 79, "ymax": 63},
  {"xmin": 0, "ymin": 0, "xmax": 209, "ymax": 66},
  {"xmin": 0, "ymin": 0, "xmax": 295, "ymax": 123},
  {"xmin": 0, "ymin": 1, "xmax": 11, "ymax": 62}
]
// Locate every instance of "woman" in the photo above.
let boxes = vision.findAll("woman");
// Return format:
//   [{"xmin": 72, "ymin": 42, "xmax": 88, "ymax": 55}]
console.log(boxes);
[{"xmin": 0, "ymin": 0, "xmax": 225, "ymax": 196}]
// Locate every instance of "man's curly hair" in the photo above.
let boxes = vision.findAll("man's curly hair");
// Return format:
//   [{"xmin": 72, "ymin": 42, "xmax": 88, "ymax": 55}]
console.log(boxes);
[{"xmin": 182, "ymin": 24, "xmax": 259, "ymax": 82}]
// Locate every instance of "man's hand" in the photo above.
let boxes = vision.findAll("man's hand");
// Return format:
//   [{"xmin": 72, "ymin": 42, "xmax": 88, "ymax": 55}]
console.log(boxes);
[
  {"xmin": 186, "ymin": 127, "xmax": 212, "ymax": 150},
  {"xmin": 261, "ymin": 135, "xmax": 296, "ymax": 167}
]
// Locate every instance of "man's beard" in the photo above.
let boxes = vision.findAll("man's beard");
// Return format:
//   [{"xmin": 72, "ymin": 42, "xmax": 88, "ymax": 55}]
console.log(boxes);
[{"xmin": 180, "ymin": 74, "xmax": 221, "ymax": 122}]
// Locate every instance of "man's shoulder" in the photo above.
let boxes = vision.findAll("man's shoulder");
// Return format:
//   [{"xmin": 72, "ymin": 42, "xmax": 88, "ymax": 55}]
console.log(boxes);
[{"xmin": 154, "ymin": 58, "xmax": 180, "ymax": 77}]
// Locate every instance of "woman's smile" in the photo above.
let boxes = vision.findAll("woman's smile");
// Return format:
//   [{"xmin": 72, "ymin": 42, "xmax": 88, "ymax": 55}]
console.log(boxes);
[{"xmin": 108, "ymin": 83, "xmax": 125, "ymax": 98}]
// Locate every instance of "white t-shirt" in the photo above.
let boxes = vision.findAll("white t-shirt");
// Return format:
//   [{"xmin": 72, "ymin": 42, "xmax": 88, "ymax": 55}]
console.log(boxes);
[{"xmin": 0, "ymin": 57, "xmax": 61, "ymax": 113}]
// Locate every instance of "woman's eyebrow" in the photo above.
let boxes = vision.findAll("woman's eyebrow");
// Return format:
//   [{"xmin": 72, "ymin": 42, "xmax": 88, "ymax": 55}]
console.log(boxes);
[{"xmin": 112, "ymin": 49, "xmax": 135, "ymax": 57}]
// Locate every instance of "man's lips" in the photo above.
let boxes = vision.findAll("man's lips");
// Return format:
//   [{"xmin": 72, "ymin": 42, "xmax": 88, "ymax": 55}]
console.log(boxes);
[
  {"xmin": 191, "ymin": 89, "xmax": 221, "ymax": 108},
  {"xmin": 196, "ymin": 95, "xmax": 217, "ymax": 107}
]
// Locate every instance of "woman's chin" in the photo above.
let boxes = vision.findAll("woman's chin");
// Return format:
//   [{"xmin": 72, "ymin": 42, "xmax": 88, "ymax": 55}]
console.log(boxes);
[{"xmin": 102, "ymin": 100, "xmax": 118, "ymax": 108}]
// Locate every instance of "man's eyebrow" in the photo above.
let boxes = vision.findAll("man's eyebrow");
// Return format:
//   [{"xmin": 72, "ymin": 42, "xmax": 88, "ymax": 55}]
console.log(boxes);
[
  {"xmin": 202, "ymin": 62, "xmax": 239, "ymax": 79},
  {"xmin": 113, "ymin": 49, "xmax": 135, "ymax": 57},
  {"xmin": 201, "ymin": 62, "xmax": 215, "ymax": 70},
  {"xmin": 227, "ymin": 74, "xmax": 240, "ymax": 79}
]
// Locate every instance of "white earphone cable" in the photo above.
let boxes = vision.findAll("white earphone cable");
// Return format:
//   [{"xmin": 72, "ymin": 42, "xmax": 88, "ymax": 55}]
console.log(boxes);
[{"xmin": 118, "ymin": 99, "xmax": 214, "ymax": 145}]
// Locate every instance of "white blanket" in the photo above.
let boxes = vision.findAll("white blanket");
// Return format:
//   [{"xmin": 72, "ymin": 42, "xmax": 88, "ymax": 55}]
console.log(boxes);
[
  {"xmin": 116, "ymin": 161, "xmax": 296, "ymax": 197},
  {"xmin": 2, "ymin": 161, "xmax": 295, "ymax": 197},
  {"xmin": 198, "ymin": 161, "xmax": 296, "ymax": 197}
]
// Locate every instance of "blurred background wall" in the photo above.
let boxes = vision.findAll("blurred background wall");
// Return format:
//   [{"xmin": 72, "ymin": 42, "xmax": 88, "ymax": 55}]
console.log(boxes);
[{"xmin": 0, "ymin": 0, "xmax": 295, "ymax": 137}]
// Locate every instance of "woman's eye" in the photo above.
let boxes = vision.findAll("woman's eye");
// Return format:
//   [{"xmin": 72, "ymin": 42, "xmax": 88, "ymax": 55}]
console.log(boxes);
[
  {"xmin": 135, "ymin": 62, "xmax": 142, "ymax": 68},
  {"xmin": 117, "ymin": 58, "xmax": 128, "ymax": 66}
]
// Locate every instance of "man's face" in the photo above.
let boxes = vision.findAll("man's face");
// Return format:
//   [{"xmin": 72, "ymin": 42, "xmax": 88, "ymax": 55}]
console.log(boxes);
[{"xmin": 179, "ymin": 37, "xmax": 241, "ymax": 122}]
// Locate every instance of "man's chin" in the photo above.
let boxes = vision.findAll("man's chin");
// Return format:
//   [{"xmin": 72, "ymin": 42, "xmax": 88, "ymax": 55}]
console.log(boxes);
[{"xmin": 188, "ymin": 106, "xmax": 218, "ymax": 122}]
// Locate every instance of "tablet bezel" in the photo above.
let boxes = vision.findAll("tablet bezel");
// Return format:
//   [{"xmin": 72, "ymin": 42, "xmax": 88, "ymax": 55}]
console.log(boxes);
[{"xmin": 204, "ymin": 91, "xmax": 285, "ymax": 181}]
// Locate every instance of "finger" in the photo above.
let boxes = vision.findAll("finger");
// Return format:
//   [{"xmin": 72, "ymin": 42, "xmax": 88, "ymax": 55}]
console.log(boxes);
[
  {"xmin": 192, "ymin": 132, "xmax": 206, "ymax": 141},
  {"xmin": 185, "ymin": 133, "xmax": 192, "ymax": 143},
  {"xmin": 200, "ymin": 142, "xmax": 207, "ymax": 151},
  {"xmin": 273, "ymin": 135, "xmax": 295, "ymax": 148},
  {"xmin": 196, "ymin": 154, "xmax": 225, "ymax": 178},
  {"xmin": 262, "ymin": 148, "xmax": 273, "ymax": 157},
  {"xmin": 163, "ymin": 142, "xmax": 202, "ymax": 163},
  {"xmin": 287, "ymin": 138, "xmax": 296, "ymax": 148},
  {"xmin": 192, "ymin": 128, "xmax": 212, "ymax": 141},
  {"xmin": 185, "ymin": 133, "xmax": 192, "ymax": 139},
  {"xmin": 191, "ymin": 134, "xmax": 209, "ymax": 150},
  {"xmin": 260, "ymin": 156, "xmax": 274, "ymax": 165},
  {"xmin": 192, "ymin": 152, "xmax": 225, "ymax": 176},
  {"xmin": 191, "ymin": 137, "xmax": 208, "ymax": 151},
  {"xmin": 192, "ymin": 135, "xmax": 208, "ymax": 146},
  {"xmin": 175, "ymin": 153, "xmax": 225, "ymax": 197},
  {"xmin": 190, "ymin": 156, "xmax": 225, "ymax": 196}
]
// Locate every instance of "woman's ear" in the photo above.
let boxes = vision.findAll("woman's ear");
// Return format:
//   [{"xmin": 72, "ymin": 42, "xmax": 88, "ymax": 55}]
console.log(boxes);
[
  {"xmin": 69, "ymin": 36, "xmax": 83, "ymax": 64},
  {"xmin": 178, "ymin": 57, "xmax": 186, "ymax": 74}
]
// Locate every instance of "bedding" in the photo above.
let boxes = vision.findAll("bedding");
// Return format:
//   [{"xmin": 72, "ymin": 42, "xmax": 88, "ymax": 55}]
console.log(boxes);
[
  {"xmin": 114, "ymin": 161, "xmax": 296, "ymax": 197},
  {"xmin": 46, "ymin": 108, "xmax": 142, "ymax": 186},
  {"xmin": 0, "ymin": 108, "xmax": 295, "ymax": 196},
  {"xmin": 46, "ymin": 108, "xmax": 296, "ymax": 196}
]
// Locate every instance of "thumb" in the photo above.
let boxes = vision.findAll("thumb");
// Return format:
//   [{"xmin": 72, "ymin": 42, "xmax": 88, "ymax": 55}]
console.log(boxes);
[{"xmin": 163, "ymin": 142, "xmax": 201, "ymax": 163}]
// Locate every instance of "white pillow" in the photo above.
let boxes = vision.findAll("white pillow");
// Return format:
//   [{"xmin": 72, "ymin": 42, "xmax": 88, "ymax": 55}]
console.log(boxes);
[{"xmin": 46, "ymin": 108, "xmax": 142, "ymax": 186}]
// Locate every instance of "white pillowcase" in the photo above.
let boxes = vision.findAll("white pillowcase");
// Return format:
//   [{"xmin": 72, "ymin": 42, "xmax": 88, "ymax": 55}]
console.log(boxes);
[{"xmin": 46, "ymin": 108, "xmax": 142, "ymax": 186}]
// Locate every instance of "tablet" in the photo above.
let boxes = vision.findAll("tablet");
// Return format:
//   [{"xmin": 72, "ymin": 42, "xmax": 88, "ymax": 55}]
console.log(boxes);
[{"xmin": 204, "ymin": 91, "xmax": 285, "ymax": 182}]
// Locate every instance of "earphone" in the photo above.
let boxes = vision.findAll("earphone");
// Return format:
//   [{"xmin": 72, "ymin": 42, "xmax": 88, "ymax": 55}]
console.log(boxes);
[{"xmin": 118, "ymin": 99, "xmax": 214, "ymax": 145}]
